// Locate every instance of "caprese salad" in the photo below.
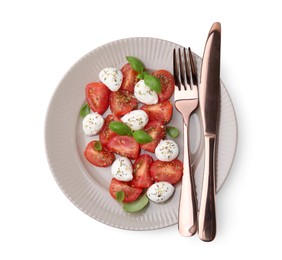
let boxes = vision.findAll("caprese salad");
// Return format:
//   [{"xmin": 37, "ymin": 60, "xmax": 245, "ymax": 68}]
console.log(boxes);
[{"xmin": 80, "ymin": 56, "xmax": 183, "ymax": 212}]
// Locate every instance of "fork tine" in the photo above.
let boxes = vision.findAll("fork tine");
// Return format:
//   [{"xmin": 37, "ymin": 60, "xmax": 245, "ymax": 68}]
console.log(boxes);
[
  {"xmin": 173, "ymin": 48, "xmax": 181, "ymax": 90},
  {"xmin": 174, "ymin": 47, "xmax": 198, "ymax": 91},
  {"xmin": 188, "ymin": 47, "xmax": 198, "ymax": 86},
  {"xmin": 178, "ymin": 49, "xmax": 187, "ymax": 90},
  {"xmin": 183, "ymin": 48, "xmax": 191, "ymax": 89}
]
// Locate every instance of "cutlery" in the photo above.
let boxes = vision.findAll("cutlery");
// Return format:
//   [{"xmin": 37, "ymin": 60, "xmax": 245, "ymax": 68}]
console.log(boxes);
[
  {"xmin": 173, "ymin": 47, "xmax": 199, "ymax": 237},
  {"xmin": 198, "ymin": 22, "xmax": 221, "ymax": 242}
]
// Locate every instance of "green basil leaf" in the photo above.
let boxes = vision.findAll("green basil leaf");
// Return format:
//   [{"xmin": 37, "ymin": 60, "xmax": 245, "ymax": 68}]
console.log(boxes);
[
  {"xmin": 133, "ymin": 130, "xmax": 153, "ymax": 144},
  {"xmin": 137, "ymin": 72, "xmax": 149, "ymax": 80},
  {"xmin": 94, "ymin": 141, "xmax": 102, "ymax": 151},
  {"xmin": 109, "ymin": 121, "xmax": 132, "ymax": 135},
  {"xmin": 166, "ymin": 126, "xmax": 180, "ymax": 138},
  {"xmin": 123, "ymin": 193, "xmax": 149, "ymax": 213},
  {"xmin": 144, "ymin": 74, "xmax": 161, "ymax": 94},
  {"xmin": 136, "ymin": 73, "xmax": 144, "ymax": 79},
  {"xmin": 80, "ymin": 103, "xmax": 90, "ymax": 117},
  {"xmin": 126, "ymin": 56, "xmax": 145, "ymax": 73},
  {"xmin": 116, "ymin": 191, "xmax": 125, "ymax": 203}
]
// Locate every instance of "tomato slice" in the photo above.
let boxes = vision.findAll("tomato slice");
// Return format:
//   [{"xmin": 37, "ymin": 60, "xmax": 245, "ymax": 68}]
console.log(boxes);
[
  {"xmin": 84, "ymin": 141, "xmax": 115, "ymax": 167},
  {"xmin": 129, "ymin": 154, "xmax": 154, "ymax": 188},
  {"xmin": 140, "ymin": 100, "xmax": 173, "ymax": 124},
  {"xmin": 99, "ymin": 114, "xmax": 121, "ymax": 146},
  {"xmin": 150, "ymin": 159, "xmax": 183, "ymax": 184},
  {"xmin": 152, "ymin": 70, "xmax": 175, "ymax": 102},
  {"xmin": 85, "ymin": 82, "xmax": 110, "ymax": 115},
  {"xmin": 140, "ymin": 121, "xmax": 166, "ymax": 153},
  {"xmin": 110, "ymin": 89, "xmax": 138, "ymax": 117},
  {"xmin": 107, "ymin": 135, "xmax": 140, "ymax": 160},
  {"xmin": 109, "ymin": 178, "xmax": 143, "ymax": 203},
  {"xmin": 120, "ymin": 63, "xmax": 139, "ymax": 93}
]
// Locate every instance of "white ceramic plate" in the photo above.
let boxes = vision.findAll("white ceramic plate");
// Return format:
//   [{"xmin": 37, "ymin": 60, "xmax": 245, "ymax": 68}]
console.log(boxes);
[{"xmin": 45, "ymin": 37, "xmax": 237, "ymax": 230}]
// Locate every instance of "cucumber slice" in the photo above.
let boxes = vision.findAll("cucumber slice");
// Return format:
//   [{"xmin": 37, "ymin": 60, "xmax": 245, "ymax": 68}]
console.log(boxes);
[{"xmin": 123, "ymin": 194, "xmax": 149, "ymax": 213}]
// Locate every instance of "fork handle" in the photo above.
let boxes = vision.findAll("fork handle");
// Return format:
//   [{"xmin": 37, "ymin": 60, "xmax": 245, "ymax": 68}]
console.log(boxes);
[
  {"xmin": 178, "ymin": 119, "xmax": 198, "ymax": 237},
  {"xmin": 198, "ymin": 135, "xmax": 216, "ymax": 242}
]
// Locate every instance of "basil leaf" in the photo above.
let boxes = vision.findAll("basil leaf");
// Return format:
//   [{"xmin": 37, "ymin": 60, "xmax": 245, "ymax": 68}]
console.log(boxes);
[
  {"xmin": 144, "ymin": 74, "xmax": 161, "ymax": 94},
  {"xmin": 80, "ymin": 103, "xmax": 90, "ymax": 117},
  {"xmin": 133, "ymin": 130, "xmax": 153, "ymax": 144},
  {"xmin": 109, "ymin": 121, "xmax": 132, "ymax": 135},
  {"xmin": 136, "ymin": 73, "xmax": 144, "ymax": 80},
  {"xmin": 123, "ymin": 194, "xmax": 149, "ymax": 213},
  {"xmin": 137, "ymin": 72, "xmax": 149, "ymax": 80},
  {"xmin": 126, "ymin": 56, "xmax": 145, "ymax": 73},
  {"xmin": 166, "ymin": 126, "xmax": 180, "ymax": 138},
  {"xmin": 116, "ymin": 191, "xmax": 125, "ymax": 203},
  {"xmin": 94, "ymin": 141, "xmax": 102, "ymax": 151}
]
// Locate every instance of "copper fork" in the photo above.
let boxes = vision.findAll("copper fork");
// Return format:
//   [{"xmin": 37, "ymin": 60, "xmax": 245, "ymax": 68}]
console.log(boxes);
[{"xmin": 173, "ymin": 47, "xmax": 198, "ymax": 237}]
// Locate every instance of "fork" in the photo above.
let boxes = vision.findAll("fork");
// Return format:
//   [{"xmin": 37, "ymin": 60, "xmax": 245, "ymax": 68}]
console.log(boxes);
[{"xmin": 173, "ymin": 47, "xmax": 199, "ymax": 237}]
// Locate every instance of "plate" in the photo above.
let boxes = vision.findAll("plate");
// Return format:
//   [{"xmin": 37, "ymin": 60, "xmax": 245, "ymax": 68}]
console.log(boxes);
[{"xmin": 45, "ymin": 37, "xmax": 237, "ymax": 230}]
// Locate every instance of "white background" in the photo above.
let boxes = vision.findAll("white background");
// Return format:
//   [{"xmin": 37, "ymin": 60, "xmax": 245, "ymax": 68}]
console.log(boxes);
[{"xmin": 1, "ymin": 0, "xmax": 281, "ymax": 259}]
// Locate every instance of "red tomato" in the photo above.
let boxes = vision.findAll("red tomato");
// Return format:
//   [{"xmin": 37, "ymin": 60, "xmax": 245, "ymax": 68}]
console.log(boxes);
[
  {"xmin": 150, "ymin": 159, "xmax": 183, "ymax": 184},
  {"xmin": 107, "ymin": 135, "xmax": 140, "ymax": 160},
  {"xmin": 109, "ymin": 178, "xmax": 142, "ymax": 203},
  {"xmin": 99, "ymin": 114, "xmax": 121, "ymax": 146},
  {"xmin": 85, "ymin": 82, "xmax": 110, "ymax": 115},
  {"xmin": 140, "ymin": 100, "xmax": 173, "ymax": 124},
  {"xmin": 120, "ymin": 63, "xmax": 139, "ymax": 93},
  {"xmin": 110, "ymin": 89, "xmax": 138, "ymax": 117},
  {"xmin": 84, "ymin": 141, "xmax": 115, "ymax": 167},
  {"xmin": 152, "ymin": 70, "xmax": 175, "ymax": 102},
  {"xmin": 140, "ymin": 121, "xmax": 166, "ymax": 153},
  {"xmin": 130, "ymin": 154, "xmax": 154, "ymax": 188}
]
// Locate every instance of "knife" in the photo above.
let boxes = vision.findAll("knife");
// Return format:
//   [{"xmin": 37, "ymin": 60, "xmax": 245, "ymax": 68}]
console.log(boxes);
[{"xmin": 198, "ymin": 22, "xmax": 221, "ymax": 242}]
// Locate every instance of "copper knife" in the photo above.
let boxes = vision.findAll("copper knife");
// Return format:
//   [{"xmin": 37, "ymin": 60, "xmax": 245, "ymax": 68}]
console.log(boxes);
[{"xmin": 198, "ymin": 22, "xmax": 221, "ymax": 242}]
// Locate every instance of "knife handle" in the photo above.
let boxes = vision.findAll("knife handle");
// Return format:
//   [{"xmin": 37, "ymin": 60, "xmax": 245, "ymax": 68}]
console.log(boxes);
[
  {"xmin": 178, "ymin": 121, "xmax": 198, "ymax": 236},
  {"xmin": 198, "ymin": 135, "xmax": 216, "ymax": 242}
]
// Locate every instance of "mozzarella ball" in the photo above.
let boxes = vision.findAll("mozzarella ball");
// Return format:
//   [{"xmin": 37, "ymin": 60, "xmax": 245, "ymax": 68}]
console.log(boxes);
[
  {"xmin": 99, "ymin": 67, "xmax": 123, "ymax": 91},
  {"xmin": 155, "ymin": 140, "xmax": 179, "ymax": 162},
  {"xmin": 82, "ymin": 112, "xmax": 104, "ymax": 136},
  {"xmin": 147, "ymin": 181, "xmax": 175, "ymax": 203},
  {"xmin": 134, "ymin": 80, "xmax": 158, "ymax": 105},
  {"xmin": 121, "ymin": 110, "xmax": 149, "ymax": 131},
  {"xmin": 111, "ymin": 157, "xmax": 133, "ymax": 182}
]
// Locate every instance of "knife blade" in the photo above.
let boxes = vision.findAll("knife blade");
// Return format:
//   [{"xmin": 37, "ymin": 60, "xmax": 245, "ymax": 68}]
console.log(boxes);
[{"xmin": 198, "ymin": 22, "xmax": 221, "ymax": 242}]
